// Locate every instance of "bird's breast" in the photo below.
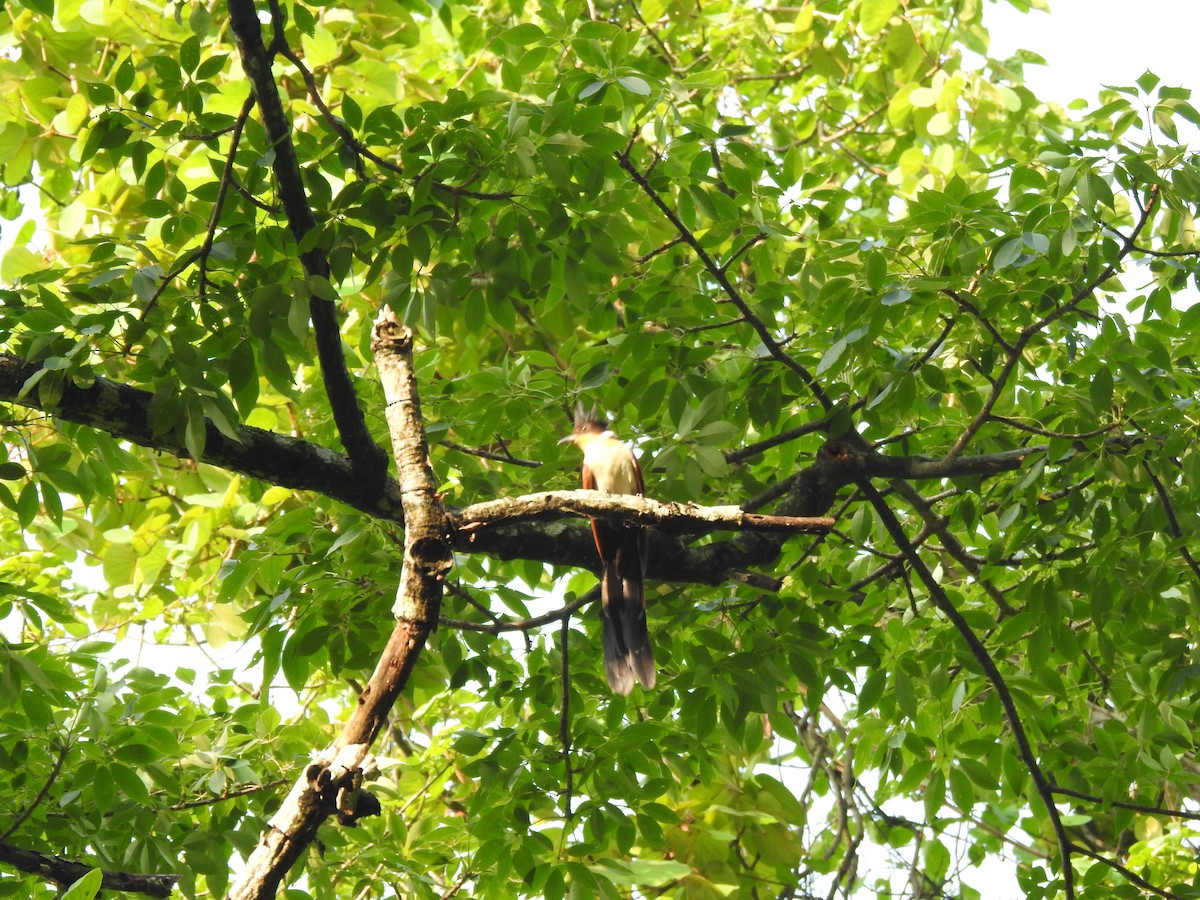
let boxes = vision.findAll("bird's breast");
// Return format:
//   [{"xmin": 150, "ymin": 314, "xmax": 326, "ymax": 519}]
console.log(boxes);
[{"xmin": 583, "ymin": 442, "xmax": 640, "ymax": 495}]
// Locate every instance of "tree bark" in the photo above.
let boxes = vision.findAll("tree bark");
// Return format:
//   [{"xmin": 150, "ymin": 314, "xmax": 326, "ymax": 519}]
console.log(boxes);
[
  {"xmin": 0, "ymin": 840, "xmax": 176, "ymax": 898},
  {"xmin": 225, "ymin": 308, "xmax": 450, "ymax": 900}
]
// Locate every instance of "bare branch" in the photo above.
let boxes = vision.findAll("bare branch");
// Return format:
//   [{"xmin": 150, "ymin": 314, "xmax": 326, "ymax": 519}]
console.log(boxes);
[
  {"xmin": 228, "ymin": 309, "xmax": 450, "ymax": 899},
  {"xmin": 452, "ymin": 490, "xmax": 834, "ymax": 535}
]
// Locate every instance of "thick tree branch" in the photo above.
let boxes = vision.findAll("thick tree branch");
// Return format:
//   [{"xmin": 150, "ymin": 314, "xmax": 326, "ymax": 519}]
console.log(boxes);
[
  {"xmin": 0, "ymin": 841, "xmax": 176, "ymax": 898},
  {"xmin": 1, "ymin": 355, "xmax": 1149, "ymax": 593},
  {"xmin": 228, "ymin": 308, "xmax": 449, "ymax": 900},
  {"xmin": 453, "ymin": 490, "xmax": 833, "ymax": 535},
  {"xmin": 226, "ymin": 0, "xmax": 388, "ymax": 481},
  {"xmin": 0, "ymin": 354, "xmax": 404, "ymax": 521}
]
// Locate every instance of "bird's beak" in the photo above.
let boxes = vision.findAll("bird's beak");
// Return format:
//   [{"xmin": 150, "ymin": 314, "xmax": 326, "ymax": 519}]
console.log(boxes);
[{"xmin": 557, "ymin": 434, "xmax": 577, "ymax": 446}]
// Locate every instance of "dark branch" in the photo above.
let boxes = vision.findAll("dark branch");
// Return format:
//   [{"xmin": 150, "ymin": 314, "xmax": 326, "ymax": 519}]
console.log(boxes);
[
  {"xmin": 1144, "ymin": 463, "xmax": 1200, "ymax": 582},
  {"xmin": 944, "ymin": 185, "xmax": 1160, "ymax": 462},
  {"xmin": 2, "ymin": 740, "xmax": 71, "ymax": 840},
  {"xmin": 0, "ymin": 841, "xmax": 176, "ymax": 898},
  {"xmin": 615, "ymin": 148, "xmax": 833, "ymax": 412},
  {"xmin": 857, "ymin": 481, "xmax": 1076, "ymax": 899},
  {"xmin": 227, "ymin": 0, "xmax": 388, "ymax": 481},
  {"xmin": 0, "ymin": 354, "xmax": 404, "ymax": 522},
  {"xmin": 1051, "ymin": 785, "xmax": 1200, "ymax": 823},
  {"xmin": 1068, "ymin": 843, "xmax": 1184, "ymax": 900},
  {"xmin": 263, "ymin": 0, "xmax": 511, "ymax": 200},
  {"xmin": 197, "ymin": 92, "xmax": 257, "ymax": 300}
]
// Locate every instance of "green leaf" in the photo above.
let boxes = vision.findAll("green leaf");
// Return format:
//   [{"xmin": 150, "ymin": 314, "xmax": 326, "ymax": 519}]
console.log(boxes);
[
  {"xmin": 63, "ymin": 869, "xmax": 102, "ymax": 900},
  {"xmin": 992, "ymin": 236, "xmax": 1023, "ymax": 271},
  {"xmin": 180, "ymin": 35, "xmax": 201, "ymax": 75},
  {"xmin": 859, "ymin": 0, "xmax": 899, "ymax": 35},
  {"xmin": 617, "ymin": 75, "xmax": 651, "ymax": 96},
  {"xmin": 578, "ymin": 80, "xmax": 607, "ymax": 100},
  {"xmin": 499, "ymin": 23, "xmax": 544, "ymax": 46}
]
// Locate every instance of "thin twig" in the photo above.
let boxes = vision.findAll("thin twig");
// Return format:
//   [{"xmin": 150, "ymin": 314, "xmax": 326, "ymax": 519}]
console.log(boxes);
[
  {"xmin": 264, "ymin": 0, "xmax": 511, "ymax": 200},
  {"xmin": 440, "ymin": 440, "xmax": 540, "ymax": 468},
  {"xmin": 1069, "ymin": 843, "xmax": 1185, "ymax": 900},
  {"xmin": 615, "ymin": 149, "xmax": 833, "ymax": 411},
  {"xmin": 720, "ymin": 233, "xmax": 767, "ymax": 273},
  {"xmin": 1051, "ymin": 785, "xmax": 1200, "ymax": 823},
  {"xmin": 2, "ymin": 739, "xmax": 71, "ymax": 840},
  {"xmin": 726, "ymin": 419, "xmax": 827, "ymax": 464},
  {"xmin": 440, "ymin": 590, "xmax": 596, "ymax": 634},
  {"xmin": 986, "ymin": 416, "xmax": 1116, "ymax": 441},
  {"xmin": 170, "ymin": 779, "xmax": 289, "ymax": 811},
  {"xmin": 197, "ymin": 92, "xmax": 257, "ymax": 300},
  {"xmin": 941, "ymin": 288, "xmax": 1013, "ymax": 354},
  {"xmin": 1144, "ymin": 463, "xmax": 1200, "ymax": 582},
  {"xmin": 559, "ymin": 614, "xmax": 573, "ymax": 820},
  {"xmin": 636, "ymin": 236, "xmax": 686, "ymax": 264},
  {"xmin": 944, "ymin": 185, "xmax": 1159, "ymax": 463}
]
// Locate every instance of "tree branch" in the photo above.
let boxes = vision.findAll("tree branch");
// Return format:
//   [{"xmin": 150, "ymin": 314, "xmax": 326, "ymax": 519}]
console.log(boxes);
[
  {"xmin": 1144, "ymin": 463, "xmax": 1200, "ymax": 582},
  {"xmin": 1050, "ymin": 785, "xmax": 1200, "ymax": 823},
  {"xmin": 226, "ymin": 0, "xmax": 388, "ymax": 481},
  {"xmin": 1068, "ymin": 843, "xmax": 1185, "ymax": 900},
  {"xmin": 943, "ymin": 185, "xmax": 1160, "ymax": 463},
  {"xmin": 2, "ymin": 739, "xmax": 71, "ymax": 840},
  {"xmin": 856, "ymin": 480, "xmax": 1076, "ymax": 899},
  {"xmin": 0, "ymin": 355, "xmax": 1153, "ymax": 595},
  {"xmin": 0, "ymin": 841, "xmax": 176, "ymax": 898},
  {"xmin": 0, "ymin": 354, "xmax": 404, "ymax": 522},
  {"xmin": 227, "ymin": 308, "xmax": 450, "ymax": 899},
  {"xmin": 615, "ymin": 148, "xmax": 833, "ymax": 411},
  {"xmin": 262, "ymin": 0, "xmax": 511, "ymax": 200},
  {"xmin": 196, "ymin": 91, "xmax": 257, "ymax": 300},
  {"xmin": 452, "ymin": 490, "xmax": 834, "ymax": 535}
]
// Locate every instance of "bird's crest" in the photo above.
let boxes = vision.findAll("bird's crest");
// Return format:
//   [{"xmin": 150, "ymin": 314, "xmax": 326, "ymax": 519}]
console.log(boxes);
[{"xmin": 571, "ymin": 403, "xmax": 609, "ymax": 436}]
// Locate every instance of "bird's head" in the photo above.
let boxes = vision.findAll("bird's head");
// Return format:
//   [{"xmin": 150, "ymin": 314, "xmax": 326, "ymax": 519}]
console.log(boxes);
[{"xmin": 558, "ymin": 403, "xmax": 609, "ymax": 446}]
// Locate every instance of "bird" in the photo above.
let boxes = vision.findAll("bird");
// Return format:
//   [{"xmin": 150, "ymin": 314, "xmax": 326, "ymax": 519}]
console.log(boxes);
[{"xmin": 558, "ymin": 404, "xmax": 656, "ymax": 694}]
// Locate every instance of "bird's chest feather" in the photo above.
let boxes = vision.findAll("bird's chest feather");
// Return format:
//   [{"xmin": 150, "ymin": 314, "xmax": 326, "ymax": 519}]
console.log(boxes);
[{"xmin": 583, "ymin": 441, "xmax": 640, "ymax": 495}]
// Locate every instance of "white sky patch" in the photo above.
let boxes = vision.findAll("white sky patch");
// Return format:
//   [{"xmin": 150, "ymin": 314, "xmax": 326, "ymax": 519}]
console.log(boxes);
[{"xmin": 987, "ymin": 0, "xmax": 1200, "ymax": 106}]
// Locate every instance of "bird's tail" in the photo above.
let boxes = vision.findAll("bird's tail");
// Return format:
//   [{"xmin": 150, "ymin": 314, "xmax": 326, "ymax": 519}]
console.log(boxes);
[{"xmin": 600, "ymin": 532, "xmax": 655, "ymax": 694}]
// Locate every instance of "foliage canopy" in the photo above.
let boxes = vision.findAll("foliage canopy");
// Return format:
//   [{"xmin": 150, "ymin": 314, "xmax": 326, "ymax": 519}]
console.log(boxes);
[{"xmin": 1, "ymin": 0, "xmax": 1200, "ymax": 897}]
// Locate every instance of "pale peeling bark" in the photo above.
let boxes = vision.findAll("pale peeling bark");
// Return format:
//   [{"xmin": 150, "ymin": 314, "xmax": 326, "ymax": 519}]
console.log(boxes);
[
  {"xmin": 453, "ymin": 490, "xmax": 834, "ymax": 534},
  {"xmin": 226, "ymin": 309, "xmax": 450, "ymax": 900}
]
